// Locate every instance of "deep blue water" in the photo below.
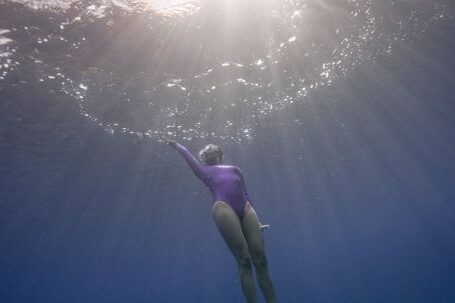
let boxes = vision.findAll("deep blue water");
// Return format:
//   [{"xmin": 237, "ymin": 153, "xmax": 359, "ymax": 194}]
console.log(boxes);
[{"xmin": 1, "ymin": 1, "xmax": 455, "ymax": 302}]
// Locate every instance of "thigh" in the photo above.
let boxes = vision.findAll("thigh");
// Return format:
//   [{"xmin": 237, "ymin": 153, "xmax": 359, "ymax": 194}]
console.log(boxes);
[
  {"xmin": 241, "ymin": 203, "xmax": 266, "ymax": 257},
  {"xmin": 212, "ymin": 201, "xmax": 250, "ymax": 260}
]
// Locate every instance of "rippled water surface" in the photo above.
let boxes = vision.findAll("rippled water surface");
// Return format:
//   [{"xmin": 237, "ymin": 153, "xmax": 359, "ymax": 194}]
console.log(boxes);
[
  {"xmin": 0, "ymin": 0, "xmax": 449, "ymax": 142},
  {"xmin": 1, "ymin": 1, "xmax": 455, "ymax": 303}
]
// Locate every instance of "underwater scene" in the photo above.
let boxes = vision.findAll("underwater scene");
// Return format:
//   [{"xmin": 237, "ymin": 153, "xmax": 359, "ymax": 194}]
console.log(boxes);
[{"xmin": 0, "ymin": 0, "xmax": 454, "ymax": 302}]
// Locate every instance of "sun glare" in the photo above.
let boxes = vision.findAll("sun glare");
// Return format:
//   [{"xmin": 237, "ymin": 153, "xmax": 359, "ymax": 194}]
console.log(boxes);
[{"xmin": 143, "ymin": 0, "xmax": 202, "ymax": 17}]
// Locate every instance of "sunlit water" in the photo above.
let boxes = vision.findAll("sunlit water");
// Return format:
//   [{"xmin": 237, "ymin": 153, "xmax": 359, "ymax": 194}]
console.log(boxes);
[
  {"xmin": 0, "ymin": 0, "xmax": 450, "ymax": 143},
  {"xmin": 1, "ymin": 1, "xmax": 455, "ymax": 303}
]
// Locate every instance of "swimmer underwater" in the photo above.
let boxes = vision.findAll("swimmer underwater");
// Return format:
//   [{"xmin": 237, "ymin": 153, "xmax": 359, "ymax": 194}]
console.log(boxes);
[{"xmin": 168, "ymin": 140, "xmax": 277, "ymax": 303}]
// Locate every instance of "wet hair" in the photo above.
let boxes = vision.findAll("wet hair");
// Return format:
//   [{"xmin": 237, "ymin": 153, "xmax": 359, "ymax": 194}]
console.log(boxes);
[{"xmin": 198, "ymin": 144, "xmax": 222, "ymax": 165}]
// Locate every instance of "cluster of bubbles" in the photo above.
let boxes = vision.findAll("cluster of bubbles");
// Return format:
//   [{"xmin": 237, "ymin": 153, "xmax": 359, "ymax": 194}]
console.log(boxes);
[
  {"xmin": 0, "ymin": 28, "xmax": 18, "ymax": 81},
  {"xmin": 6, "ymin": 0, "xmax": 203, "ymax": 17},
  {"xmin": 0, "ymin": 0, "xmax": 450, "ymax": 143}
]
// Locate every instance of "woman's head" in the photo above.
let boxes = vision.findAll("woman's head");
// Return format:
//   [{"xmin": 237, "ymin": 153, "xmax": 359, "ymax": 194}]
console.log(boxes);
[{"xmin": 198, "ymin": 144, "xmax": 222, "ymax": 165}]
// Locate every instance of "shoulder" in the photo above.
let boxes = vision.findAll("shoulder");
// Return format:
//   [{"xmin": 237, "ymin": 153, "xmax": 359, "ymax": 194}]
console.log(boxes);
[
  {"xmin": 212, "ymin": 164, "xmax": 239, "ymax": 171},
  {"xmin": 230, "ymin": 165, "xmax": 242, "ymax": 175},
  {"xmin": 225, "ymin": 164, "xmax": 240, "ymax": 171}
]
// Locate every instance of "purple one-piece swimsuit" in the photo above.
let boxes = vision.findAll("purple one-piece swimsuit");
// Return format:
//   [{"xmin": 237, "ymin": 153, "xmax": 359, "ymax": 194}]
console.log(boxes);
[{"xmin": 173, "ymin": 143, "xmax": 253, "ymax": 218}]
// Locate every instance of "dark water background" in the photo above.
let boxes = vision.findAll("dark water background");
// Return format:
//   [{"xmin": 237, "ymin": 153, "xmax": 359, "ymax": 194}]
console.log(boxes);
[{"xmin": 1, "ymin": 1, "xmax": 455, "ymax": 302}]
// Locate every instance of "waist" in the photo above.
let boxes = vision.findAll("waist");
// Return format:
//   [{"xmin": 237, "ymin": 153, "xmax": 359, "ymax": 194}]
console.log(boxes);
[{"xmin": 212, "ymin": 192, "xmax": 246, "ymax": 204}]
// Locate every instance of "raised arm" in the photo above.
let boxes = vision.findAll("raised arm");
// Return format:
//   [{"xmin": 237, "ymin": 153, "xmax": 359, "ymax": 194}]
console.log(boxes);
[{"xmin": 169, "ymin": 142, "xmax": 209, "ymax": 184}]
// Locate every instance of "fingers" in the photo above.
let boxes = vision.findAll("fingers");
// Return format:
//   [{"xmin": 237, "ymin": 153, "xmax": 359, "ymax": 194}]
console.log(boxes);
[
  {"xmin": 260, "ymin": 224, "xmax": 270, "ymax": 232},
  {"xmin": 166, "ymin": 139, "xmax": 177, "ymax": 148},
  {"xmin": 157, "ymin": 131, "xmax": 176, "ymax": 145}
]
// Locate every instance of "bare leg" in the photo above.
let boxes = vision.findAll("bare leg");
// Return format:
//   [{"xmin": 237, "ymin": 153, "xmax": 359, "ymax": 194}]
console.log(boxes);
[
  {"xmin": 212, "ymin": 201, "xmax": 258, "ymax": 303},
  {"xmin": 242, "ymin": 203, "xmax": 278, "ymax": 303}
]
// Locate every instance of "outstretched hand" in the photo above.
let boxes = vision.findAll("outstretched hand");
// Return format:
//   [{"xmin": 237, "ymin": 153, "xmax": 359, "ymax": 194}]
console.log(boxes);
[
  {"xmin": 166, "ymin": 139, "xmax": 177, "ymax": 147},
  {"xmin": 157, "ymin": 131, "xmax": 176, "ymax": 146}
]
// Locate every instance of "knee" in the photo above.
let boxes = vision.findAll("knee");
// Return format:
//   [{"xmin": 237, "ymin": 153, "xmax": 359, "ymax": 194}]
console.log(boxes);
[
  {"xmin": 237, "ymin": 255, "xmax": 253, "ymax": 271},
  {"xmin": 251, "ymin": 251, "xmax": 268, "ymax": 269}
]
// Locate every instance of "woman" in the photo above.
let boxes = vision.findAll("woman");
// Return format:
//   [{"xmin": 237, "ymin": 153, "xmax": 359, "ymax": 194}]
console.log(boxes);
[{"xmin": 168, "ymin": 141, "xmax": 277, "ymax": 303}]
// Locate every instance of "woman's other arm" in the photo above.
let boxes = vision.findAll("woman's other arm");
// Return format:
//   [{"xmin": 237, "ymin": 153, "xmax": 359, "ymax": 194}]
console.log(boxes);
[{"xmin": 238, "ymin": 168, "xmax": 270, "ymax": 231}]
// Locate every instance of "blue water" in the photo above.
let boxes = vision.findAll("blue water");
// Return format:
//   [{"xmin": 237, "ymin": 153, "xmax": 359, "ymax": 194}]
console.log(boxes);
[{"xmin": 1, "ymin": 1, "xmax": 455, "ymax": 302}]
